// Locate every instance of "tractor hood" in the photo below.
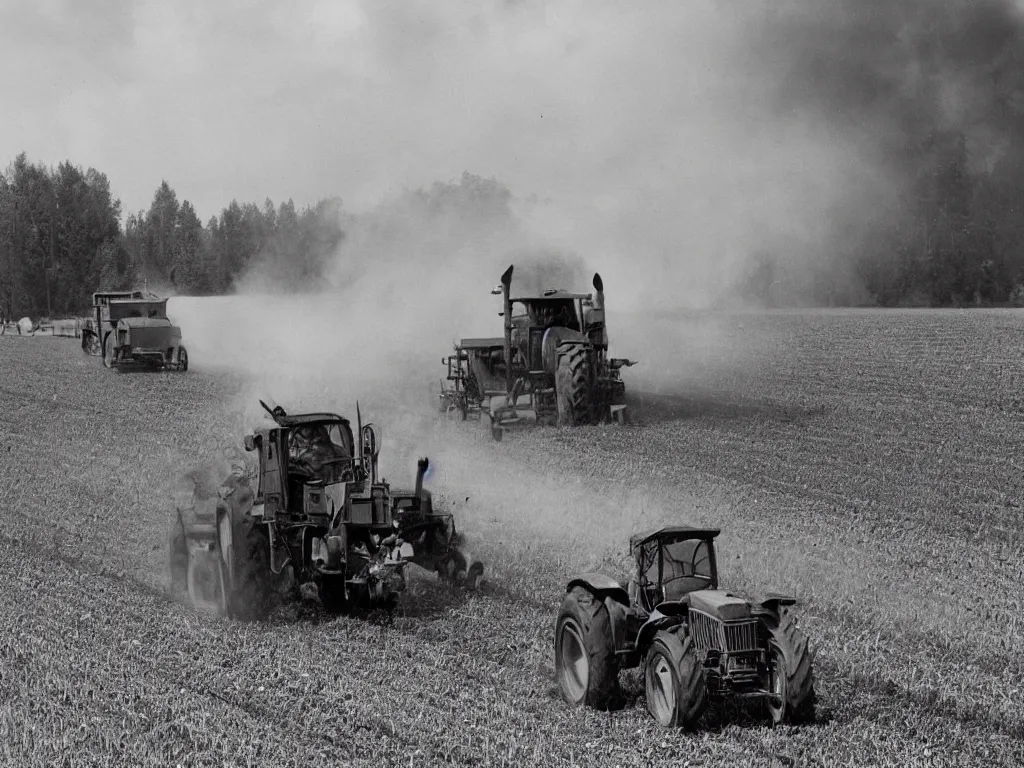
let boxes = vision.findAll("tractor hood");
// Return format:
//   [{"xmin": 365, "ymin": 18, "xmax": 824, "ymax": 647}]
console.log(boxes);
[{"xmin": 688, "ymin": 589, "xmax": 752, "ymax": 621}]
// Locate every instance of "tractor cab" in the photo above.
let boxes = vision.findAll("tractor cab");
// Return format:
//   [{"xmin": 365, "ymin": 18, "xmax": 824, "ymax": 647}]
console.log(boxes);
[
  {"xmin": 511, "ymin": 294, "xmax": 584, "ymax": 332},
  {"xmin": 628, "ymin": 526, "xmax": 721, "ymax": 614},
  {"xmin": 243, "ymin": 401, "xmax": 387, "ymax": 527}
]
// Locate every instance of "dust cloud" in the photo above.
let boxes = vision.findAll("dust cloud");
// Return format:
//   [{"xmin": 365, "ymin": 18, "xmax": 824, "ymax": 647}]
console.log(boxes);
[
  {"xmin": 165, "ymin": 1, "xmax": 865, "ymax": 410},
  {"xmin": 160, "ymin": 1, "xmax": 1019, "ymax": 531}
]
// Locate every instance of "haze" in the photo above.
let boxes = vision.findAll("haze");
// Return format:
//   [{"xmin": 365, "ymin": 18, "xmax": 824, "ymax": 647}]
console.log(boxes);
[{"xmin": 2, "ymin": 0, "xmax": 878, "ymax": 312}]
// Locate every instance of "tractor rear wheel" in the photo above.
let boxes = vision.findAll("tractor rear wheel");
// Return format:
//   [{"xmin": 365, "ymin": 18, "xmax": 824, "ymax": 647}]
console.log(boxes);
[
  {"xmin": 644, "ymin": 630, "xmax": 706, "ymax": 728},
  {"xmin": 554, "ymin": 587, "xmax": 620, "ymax": 709},
  {"xmin": 555, "ymin": 347, "xmax": 593, "ymax": 426},
  {"xmin": 764, "ymin": 608, "xmax": 816, "ymax": 725},
  {"xmin": 177, "ymin": 346, "xmax": 189, "ymax": 372}
]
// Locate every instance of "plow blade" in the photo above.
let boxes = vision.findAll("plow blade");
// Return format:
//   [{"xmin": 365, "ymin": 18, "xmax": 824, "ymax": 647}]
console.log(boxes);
[
  {"xmin": 181, "ymin": 520, "xmax": 229, "ymax": 617},
  {"xmin": 436, "ymin": 546, "xmax": 484, "ymax": 590}
]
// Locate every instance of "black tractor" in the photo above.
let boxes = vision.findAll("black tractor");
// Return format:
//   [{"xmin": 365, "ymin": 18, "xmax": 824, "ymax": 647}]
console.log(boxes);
[{"xmin": 554, "ymin": 526, "xmax": 816, "ymax": 728}]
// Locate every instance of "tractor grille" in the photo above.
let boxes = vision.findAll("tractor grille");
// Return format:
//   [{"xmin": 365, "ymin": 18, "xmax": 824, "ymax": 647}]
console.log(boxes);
[
  {"xmin": 689, "ymin": 610, "xmax": 759, "ymax": 653},
  {"xmin": 724, "ymin": 621, "xmax": 759, "ymax": 652}
]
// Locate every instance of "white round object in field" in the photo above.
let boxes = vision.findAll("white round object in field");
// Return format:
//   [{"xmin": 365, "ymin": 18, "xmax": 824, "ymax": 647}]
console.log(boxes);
[{"xmin": 17, "ymin": 317, "xmax": 32, "ymax": 334}]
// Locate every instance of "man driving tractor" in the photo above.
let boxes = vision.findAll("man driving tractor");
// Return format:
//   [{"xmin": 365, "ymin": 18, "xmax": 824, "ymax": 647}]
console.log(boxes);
[{"xmin": 288, "ymin": 424, "xmax": 351, "ymax": 480}]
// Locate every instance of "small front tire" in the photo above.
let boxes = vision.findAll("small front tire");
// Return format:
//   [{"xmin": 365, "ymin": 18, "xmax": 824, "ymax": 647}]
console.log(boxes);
[{"xmin": 644, "ymin": 630, "xmax": 706, "ymax": 729}]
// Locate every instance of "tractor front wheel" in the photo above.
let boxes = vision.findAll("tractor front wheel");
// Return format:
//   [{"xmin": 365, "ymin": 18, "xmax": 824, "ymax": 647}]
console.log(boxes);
[
  {"xmin": 644, "ymin": 630, "xmax": 706, "ymax": 728},
  {"xmin": 764, "ymin": 608, "xmax": 816, "ymax": 725},
  {"xmin": 554, "ymin": 587, "xmax": 620, "ymax": 709},
  {"xmin": 177, "ymin": 346, "xmax": 189, "ymax": 372},
  {"xmin": 555, "ymin": 347, "xmax": 593, "ymax": 426},
  {"xmin": 102, "ymin": 334, "xmax": 115, "ymax": 368}
]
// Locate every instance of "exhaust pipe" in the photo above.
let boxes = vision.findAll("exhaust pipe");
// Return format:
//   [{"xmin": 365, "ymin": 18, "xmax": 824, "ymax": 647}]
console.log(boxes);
[
  {"xmin": 592, "ymin": 272, "xmax": 604, "ymax": 312},
  {"xmin": 500, "ymin": 265, "xmax": 513, "ymax": 396},
  {"xmin": 414, "ymin": 457, "xmax": 429, "ymax": 504}
]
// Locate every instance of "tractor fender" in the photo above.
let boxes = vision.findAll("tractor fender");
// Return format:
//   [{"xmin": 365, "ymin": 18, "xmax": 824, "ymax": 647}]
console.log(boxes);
[
  {"xmin": 566, "ymin": 573, "xmax": 631, "ymax": 652},
  {"xmin": 636, "ymin": 603, "xmax": 689, "ymax": 652},
  {"xmin": 749, "ymin": 593, "xmax": 799, "ymax": 625},
  {"xmin": 566, "ymin": 572, "xmax": 628, "ymax": 602},
  {"xmin": 541, "ymin": 327, "xmax": 589, "ymax": 374}
]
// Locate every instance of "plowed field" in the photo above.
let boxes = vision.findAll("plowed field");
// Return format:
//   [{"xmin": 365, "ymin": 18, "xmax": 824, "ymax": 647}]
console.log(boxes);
[{"xmin": 1, "ymin": 307, "xmax": 1023, "ymax": 767}]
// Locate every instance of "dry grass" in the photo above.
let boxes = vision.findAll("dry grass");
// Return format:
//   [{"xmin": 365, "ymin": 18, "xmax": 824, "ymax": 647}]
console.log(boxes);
[{"xmin": 1, "ymin": 309, "xmax": 1023, "ymax": 767}]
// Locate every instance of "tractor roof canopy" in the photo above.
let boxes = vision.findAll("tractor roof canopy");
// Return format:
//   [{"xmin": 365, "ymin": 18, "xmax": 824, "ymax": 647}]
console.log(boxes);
[
  {"xmin": 92, "ymin": 290, "xmax": 163, "ymax": 306},
  {"xmin": 271, "ymin": 412, "xmax": 352, "ymax": 429},
  {"xmin": 460, "ymin": 337, "xmax": 505, "ymax": 349},
  {"xmin": 629, "ymin": 525, "xmax": 721, "ymax": 553},
  {"xmin": 510, "ymin": 290, "xmax": 592, "ymax": 303},
  {"xmin": 105, "ymin": 298, "xmax": 169, "ymax": 321}
]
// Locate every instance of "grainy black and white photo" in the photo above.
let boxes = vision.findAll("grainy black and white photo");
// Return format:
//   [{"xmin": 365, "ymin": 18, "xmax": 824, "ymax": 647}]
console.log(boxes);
[{"xmin": 1, "ymin": 0, "xmax": 1023, "ymax": 766}]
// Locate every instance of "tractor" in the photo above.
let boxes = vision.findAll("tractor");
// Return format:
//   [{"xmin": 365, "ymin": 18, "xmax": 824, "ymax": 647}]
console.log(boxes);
[
  {"xmin": 554, "ymin": 526, "xmax": 816, "ymax": 729},
  {"xmin": 441, "ymin": 264, "xmax": 637, "ymax": 440},
  {"xmin": 169, "ymin": 398, "xmax": 483, "ymax": 619},
  {"xmin": 81, "ymin": 290, "xmax": 188, "ymax": 371}
]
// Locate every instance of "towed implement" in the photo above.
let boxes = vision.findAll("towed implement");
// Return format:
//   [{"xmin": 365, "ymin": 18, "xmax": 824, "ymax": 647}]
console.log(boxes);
[
  {"xmin": 554, "ymin": 526, "xmax": 816, "ymax": 729},
  {"xmin": 169, "ymin": 399, "xmax": 482, "ymax": 619},
  {"xmin": 441, "ymin": 264, "xmax": 636, "ymax": 440},
  {"xmin": 82, "ymin": 290, "xmax": 188, "ymax": 371}
]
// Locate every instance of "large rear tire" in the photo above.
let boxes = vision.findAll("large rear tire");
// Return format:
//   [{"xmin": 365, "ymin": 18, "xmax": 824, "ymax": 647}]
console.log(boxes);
[
  {"xmin": 554, "ymin": 587, "xmax": 620, "ymax": 709},
  {"xmin": 555, "ymin": 346, "xmax": 593, "ymax": 426},
  {"xmin": 644, "ymin": 630, "xmax": 706, "ymax": 728},
  {"xmin": 764, "ymin": 608, "xmax": 816, "ymax": 725}
]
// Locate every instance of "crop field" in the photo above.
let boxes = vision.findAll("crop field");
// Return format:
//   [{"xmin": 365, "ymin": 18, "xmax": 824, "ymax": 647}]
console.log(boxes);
[{"xmin": 1, "ymin": 307, "xmax": 1023, "ymax": 767}]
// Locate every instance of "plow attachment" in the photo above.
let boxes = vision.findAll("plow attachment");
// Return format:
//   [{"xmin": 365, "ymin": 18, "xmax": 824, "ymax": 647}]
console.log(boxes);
[
  {"xmin": 182, "ymin": 520, "xmax": 228, "ymax": 616},
  {"xmin": 435, "ymin": 544, "xmax": 484, "ymax": 590},
  {"xmin": 170, "ymin": 499, "xmax": 245, "ymax": 619},
  {"xmin": 396, "ymin": 514, "xmax": 485, "ymax": 590}
]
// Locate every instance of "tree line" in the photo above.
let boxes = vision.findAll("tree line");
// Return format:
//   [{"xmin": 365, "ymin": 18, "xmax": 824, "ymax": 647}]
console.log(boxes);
[
  {"xmin": 0, "ymin": 152, "xmax": 345, "ymax": 320},
  {"xmin": 3, "ymin": 145, "xmax": 1024, "ymax": 319}
]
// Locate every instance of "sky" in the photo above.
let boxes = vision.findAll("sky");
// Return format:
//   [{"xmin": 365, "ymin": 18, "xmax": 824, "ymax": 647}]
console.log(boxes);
[{"xmin": 3, "ymin": 0, "xmax": 794, "ymax": 223}]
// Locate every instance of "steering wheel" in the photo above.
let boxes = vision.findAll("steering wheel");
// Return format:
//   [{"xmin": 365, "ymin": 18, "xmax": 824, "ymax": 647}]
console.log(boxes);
[{"xmin": 319, "ymin": 457, "xmax": 354, "ymax": 482}]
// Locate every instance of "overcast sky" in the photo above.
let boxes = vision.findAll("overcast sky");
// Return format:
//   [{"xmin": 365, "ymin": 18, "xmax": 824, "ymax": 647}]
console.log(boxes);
[{"xmin": 0, "ymin": 1, "xmax": 826, "ymax": 209}]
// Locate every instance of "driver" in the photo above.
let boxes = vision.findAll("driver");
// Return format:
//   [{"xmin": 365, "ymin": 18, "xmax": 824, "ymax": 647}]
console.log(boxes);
[{"xmin": 288, "ymin": 424, "xmax": 350, "ymax": 478}]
